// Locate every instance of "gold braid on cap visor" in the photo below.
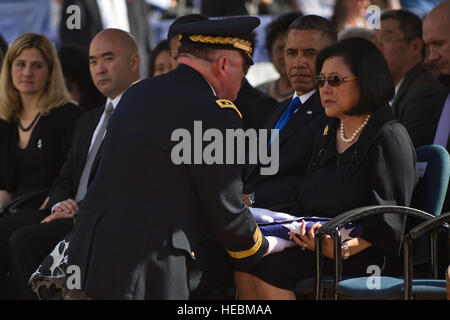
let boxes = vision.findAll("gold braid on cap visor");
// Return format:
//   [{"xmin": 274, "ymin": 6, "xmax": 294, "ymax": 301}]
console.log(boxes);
[{"xmin": 182, "ymin": 34, "xmax": 253, "ymax": 58}]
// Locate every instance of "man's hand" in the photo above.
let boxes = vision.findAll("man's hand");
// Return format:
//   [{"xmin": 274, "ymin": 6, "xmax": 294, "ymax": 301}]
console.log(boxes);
[
  {"xmin": 41, "ymin": 199, "xmax": 78, "ymax": 223},
  {"xmin": 242, "ymin": 194, "xmax": 253, "ymax": 207}
]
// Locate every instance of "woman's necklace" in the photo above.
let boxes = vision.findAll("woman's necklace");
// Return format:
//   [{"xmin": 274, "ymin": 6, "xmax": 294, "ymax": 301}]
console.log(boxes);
[
  {"xmin": 340, "ymin": 114, "xmax": 371, "ymax": 143},
  {"xmin": 18, "ymin": 112, "xmax": 40, "ymax": 132}
]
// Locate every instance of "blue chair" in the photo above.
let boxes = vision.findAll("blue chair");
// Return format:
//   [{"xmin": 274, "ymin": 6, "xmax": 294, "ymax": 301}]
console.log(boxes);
[
  {"xmin": 403, "ymin": 211, "xmax": 450, "ymax": 299},
  {"xmin": 314, "ymin": 205, "xmax": 435, "ymax": 299},
  {"xmin": 314, "ymin": 145, "xmax": 450, "ymax": 299}
]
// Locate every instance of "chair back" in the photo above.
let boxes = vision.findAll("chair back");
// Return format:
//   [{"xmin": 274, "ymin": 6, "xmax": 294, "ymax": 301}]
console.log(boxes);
[
  {"xmin": 411, "ymin": 145, "xmax": 450, "ymax": 216},
  {"xmin": 409, "ymin": 145, "xmax": 450, "ymax": 266}
]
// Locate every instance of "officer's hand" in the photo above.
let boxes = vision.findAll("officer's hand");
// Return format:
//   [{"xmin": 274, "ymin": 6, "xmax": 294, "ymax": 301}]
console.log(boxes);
[{"xmin": 242, "ymin": 194, "xmax": 253, "ymax": 207}]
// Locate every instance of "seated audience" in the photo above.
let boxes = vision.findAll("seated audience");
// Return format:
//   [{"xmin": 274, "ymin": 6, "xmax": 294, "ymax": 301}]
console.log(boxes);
[
  {"xmin": 235, "ymin": 38, "xmax": 418, "ymax": 299},
  {"xmin": 257, "ymin": 12, "xmax": 302, "ymax": 102},
  {"xmin": 374, "ymin": 9, "xmax": 446, "ymax": 148},
  {"xmin": 5, "ymin": 29, "xmax": 140, "ymax": 299},
  {"xmin": 331, "ymin": 0, "xmax": 371, "ymax": 33},
  {"xmin": 148, "ymin": 40, "xmax": 172, "ymax": 77},
  {"xmin": 0, "ymin": 32, "xmax": 81, "ymax": 298}
]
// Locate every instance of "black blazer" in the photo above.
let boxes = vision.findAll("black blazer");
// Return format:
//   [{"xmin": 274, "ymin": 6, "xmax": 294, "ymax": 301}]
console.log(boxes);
[
  {"xmin": 67, "ymin": 64, "xmax": 268, "ymax": 299},
  {"xmin": 294, "ymin": 104, "xmax": 417, "ymax": 273},
  {"xmin": 0, "ymin": 103, "xmax": 82, "ymax": 196},
  {"xmin": 47, "ymin": 105, "xmax": 105, "ymax": 210},
  {"xmin": 391, "ymin": 63, "xmax": 446, "ymax": 148},
  {"xmin": 243, "ymin": 91, "xmax": 327, "ymax": 208}
]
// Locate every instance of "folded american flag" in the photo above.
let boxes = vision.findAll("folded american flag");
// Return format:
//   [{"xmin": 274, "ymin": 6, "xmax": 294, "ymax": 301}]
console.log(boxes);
[{"xmin": 249, "ymin": 207, "xmax": 363, "ymax": 255}]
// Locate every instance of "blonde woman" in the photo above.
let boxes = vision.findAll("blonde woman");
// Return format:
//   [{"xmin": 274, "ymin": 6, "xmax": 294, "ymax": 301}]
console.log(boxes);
[{"xmin": 0, "ymin": 33, "xmax": 81, "ymax": 209}]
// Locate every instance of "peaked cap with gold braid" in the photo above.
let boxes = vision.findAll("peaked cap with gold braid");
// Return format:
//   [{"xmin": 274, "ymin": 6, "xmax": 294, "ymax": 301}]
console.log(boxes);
[{"xmin": 172, "ymin": 16, "xmax": 260, "ymax": 65}]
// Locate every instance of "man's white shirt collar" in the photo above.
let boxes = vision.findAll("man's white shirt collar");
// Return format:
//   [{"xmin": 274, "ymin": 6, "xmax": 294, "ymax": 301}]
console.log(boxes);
[
  {"xmin": 293, "ymin": 89, "xmax": 316, "ymax": 105},
  {"xmin": 105, "ymin": 93, "xmax": 123, "ymax": 111}
]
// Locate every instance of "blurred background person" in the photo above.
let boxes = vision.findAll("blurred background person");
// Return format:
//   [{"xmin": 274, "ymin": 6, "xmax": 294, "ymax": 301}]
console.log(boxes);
[
  {"xmin": 148, "ymin": 39, "xmax": 172, "ymax": 76},
  {"xmin": 400, "ymin": 0, "xmax": 444, "ymax": 18},
  {"xmin": 338, "ymin": 27, "xmax": 375, "ymax": 41},
  {"xmin": 295, "ymin": 0, "xmax": 336, "ymax": 19},
  {"xmin": 331, "ymin": 0, "xmax": 371, "ymax": 32},
  {"xmin": 251, "ymin": 0, "xmax": 297, "ymax": 15},
  {"xmin": 59, "ymin": 0, "xmax": 151, "ymax": 78},
  {"xmin": 257, "ymin": 12, "xmax": 302, "ymax": 102},
  {"xmin": 167, "ymin": 14, "xmax": 208, "ymax": 70},
  {"xmin": 200, "ymin": 0, "xmax": 248, "ymax": 17},
  {"xmin": 58, "ymin": 45, "xmax": 105, "ymax": 112},
  {"xmin": 0, "ymin": 33, "xmax": 7, "ymax": 72}
]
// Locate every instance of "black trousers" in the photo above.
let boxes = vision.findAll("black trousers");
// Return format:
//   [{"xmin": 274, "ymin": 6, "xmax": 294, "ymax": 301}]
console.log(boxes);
[{"xmin": 0, "ymin": 209, "xmax": 73, "ymax": 299}]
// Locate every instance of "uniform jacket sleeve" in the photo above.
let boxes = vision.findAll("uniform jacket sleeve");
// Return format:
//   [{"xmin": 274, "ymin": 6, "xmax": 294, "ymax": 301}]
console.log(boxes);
[{"xmin": 186, "ymin": 104, "xmax": 269, "ymax": 271}]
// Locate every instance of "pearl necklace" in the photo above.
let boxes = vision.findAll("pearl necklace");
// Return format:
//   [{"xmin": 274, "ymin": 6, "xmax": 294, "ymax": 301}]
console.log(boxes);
[{"xmin": 340, "ymin": 114, "xmax": 371, "ymax": 143}]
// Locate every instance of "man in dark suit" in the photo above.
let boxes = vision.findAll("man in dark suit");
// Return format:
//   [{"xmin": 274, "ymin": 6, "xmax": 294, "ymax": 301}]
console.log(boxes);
[
  {"xmin": 62, "ymin": 17, "xmax": 269, "ymax": 300},
  {"xmin": 242, "ymin": 15, "xmax": 336, "ymax": 209},
  {"xmin": 375, "ymin": 10, "xmax": 446, "ymax": 148},
  {"xmin": 423, "ymin": 0, "xmax": 450, "ymax": 213},
  {"xmin": 60, "ymin": 0, "xmax": 151, "ymax": 77},
  {"xmin": 7, "ymin": 29, "xmax": 140, "ymax": 299}
]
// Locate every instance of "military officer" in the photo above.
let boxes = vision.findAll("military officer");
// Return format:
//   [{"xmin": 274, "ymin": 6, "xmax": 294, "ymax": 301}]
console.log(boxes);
[{"xmin": 65, "ymin": 16, "xmax": 269, "ymax": 299}]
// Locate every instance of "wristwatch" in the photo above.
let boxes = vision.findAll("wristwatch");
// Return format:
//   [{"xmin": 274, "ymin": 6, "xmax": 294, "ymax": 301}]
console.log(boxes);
[
  {"xmin": 249, "ymin": 193, "xmax": 255, "ymax": 206},
  {"xmin": 342, "ymin": 242, "xmax": 350, "ymax": 260}
]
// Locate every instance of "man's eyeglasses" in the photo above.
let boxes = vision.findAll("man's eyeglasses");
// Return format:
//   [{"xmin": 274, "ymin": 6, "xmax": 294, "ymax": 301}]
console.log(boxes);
[
  {"xmin": 315, "ymin": 75, "xmax": 358, "ymax": 88},
  {"xmin": 375, "ymin": 37, "xmax": 412, "ymax": 46}
]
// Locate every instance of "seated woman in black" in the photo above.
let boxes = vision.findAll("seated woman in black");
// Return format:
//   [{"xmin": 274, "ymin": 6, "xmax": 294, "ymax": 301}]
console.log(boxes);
[
  {"xmin": 235, "ymin": 38, "xmax": 418, "ymax": 299},
  {"xmin": 0, "ymin": 33, "xmax": 81, "ymax": 298},
  {"xmin": 0, "ymin": 33, "xmax": 81, "ymax": 208}
]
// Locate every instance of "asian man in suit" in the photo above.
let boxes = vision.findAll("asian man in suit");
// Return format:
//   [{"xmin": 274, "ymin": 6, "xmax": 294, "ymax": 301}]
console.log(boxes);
[{"xmin": 375, "ymin": 9, "xmax": 446, "ymax": 148}]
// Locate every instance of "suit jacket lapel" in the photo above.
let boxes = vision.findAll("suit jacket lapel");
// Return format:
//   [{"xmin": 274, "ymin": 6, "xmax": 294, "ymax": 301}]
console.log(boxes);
[
  {"xmin": 391, "ymin": 63, "xmax": 422, "ymax": 115},
  {"xmin": 245, "ymin": 92, "xmax": 322, "ymax": 179},
  {"xmin": 277, "ymin": 91, "xmax": 322, "ymax": 147}
]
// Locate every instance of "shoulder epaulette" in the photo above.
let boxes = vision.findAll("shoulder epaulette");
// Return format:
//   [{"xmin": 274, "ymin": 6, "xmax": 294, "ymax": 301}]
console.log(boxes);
[{"xmin": 215, "ymin": 99, "xmax": 242, "ymax": 119}]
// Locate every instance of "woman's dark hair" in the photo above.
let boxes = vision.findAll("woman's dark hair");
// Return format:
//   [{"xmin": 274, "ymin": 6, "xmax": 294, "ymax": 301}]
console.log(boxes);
[
  {"xmin": 149, "ymin": 39, "xmax": 170, "ymax": 76},
  {"xmin": 265, "ymin": 12, "xmax": 302, "ymax": 59},
  {"xmin": 316, "ymin": 37, "xmax": 395, "ymax": 115}
]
